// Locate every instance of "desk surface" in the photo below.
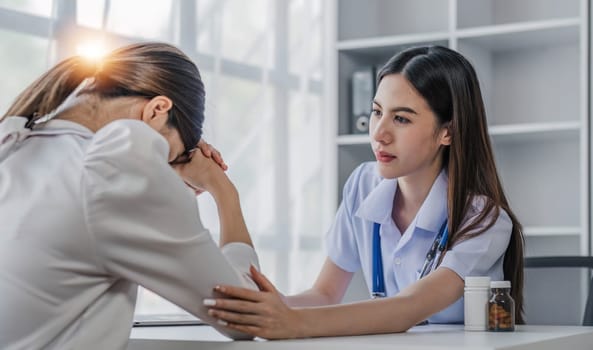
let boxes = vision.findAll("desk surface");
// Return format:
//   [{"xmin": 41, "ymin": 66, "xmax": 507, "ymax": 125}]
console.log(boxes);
[{"xmin": 128, "ymin": 324, "xmax": 593, "ymax": 350}]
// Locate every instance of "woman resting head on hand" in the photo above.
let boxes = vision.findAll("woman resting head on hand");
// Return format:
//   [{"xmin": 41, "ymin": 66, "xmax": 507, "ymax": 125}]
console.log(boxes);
[{"xmin": 0, "ymin": 42, "xmax": 260, "ymax": 349}]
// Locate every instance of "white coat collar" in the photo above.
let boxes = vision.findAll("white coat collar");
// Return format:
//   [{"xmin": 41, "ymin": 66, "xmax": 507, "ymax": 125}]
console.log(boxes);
[
  {"xmin": 354, "ymin": 169, "xmax": 448, "ymax": 234},
  {"xmin": 415, "ymin": 170, "xmax": 448, "ymax": 233},
  {"xmin": 354, "ymin": 177, "xmax": 397, "ymax": 225},
  {"xmin": 0, "ymin": 116, "xmax": 93, "ymax": 162}
]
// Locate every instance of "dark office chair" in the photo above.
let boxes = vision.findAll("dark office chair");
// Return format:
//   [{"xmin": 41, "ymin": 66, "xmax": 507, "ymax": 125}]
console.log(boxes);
[{"xmin": 524, "ymin": 256, "xmax": 593, "ymax": 326}]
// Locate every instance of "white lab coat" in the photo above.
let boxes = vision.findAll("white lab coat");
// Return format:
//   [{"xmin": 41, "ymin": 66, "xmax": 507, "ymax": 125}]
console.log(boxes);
[
  {"xmin": 326, "ymin": 162, "xmax": 511, "ymax": 323},
  {"xmin": 0, "ymin": 117, "xmax": 260, "ymax": 349}
]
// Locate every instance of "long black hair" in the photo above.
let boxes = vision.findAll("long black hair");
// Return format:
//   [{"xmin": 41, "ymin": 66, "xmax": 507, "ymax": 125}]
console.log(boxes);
[{"xmin": 377, "ymin": 45, "xmax": 525, "ymax": 323}]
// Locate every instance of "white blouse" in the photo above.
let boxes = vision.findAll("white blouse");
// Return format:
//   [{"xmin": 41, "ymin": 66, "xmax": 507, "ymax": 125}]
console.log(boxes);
[{"xmin": 0, "ymin": 117, "xmax": 260, "ymax": 349}]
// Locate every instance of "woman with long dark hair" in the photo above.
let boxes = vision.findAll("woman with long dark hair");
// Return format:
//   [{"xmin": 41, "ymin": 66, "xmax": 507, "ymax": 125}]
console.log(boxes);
[{"xmin": 203, "ymin": 45, "xmax": 525, "ymax": 339}]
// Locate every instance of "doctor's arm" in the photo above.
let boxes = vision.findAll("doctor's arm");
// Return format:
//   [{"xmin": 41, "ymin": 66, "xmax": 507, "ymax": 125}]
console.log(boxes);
[
  {"xmin": 205, "ymin": 266, "xmax": 463, "ymax": 339},
  {"xmin": 206, "ymin": 203, "xmax": 512, "ymax": 339}
]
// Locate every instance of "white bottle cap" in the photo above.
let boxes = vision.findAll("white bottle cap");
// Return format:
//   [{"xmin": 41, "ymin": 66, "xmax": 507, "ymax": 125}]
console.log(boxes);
[
  {"xmin": 490, "ymin": 280, "xmax": 511, "ymax": 288},
  {"xmin": 465, "ymin": 276, "xmax": 491, "ymax": 288}
]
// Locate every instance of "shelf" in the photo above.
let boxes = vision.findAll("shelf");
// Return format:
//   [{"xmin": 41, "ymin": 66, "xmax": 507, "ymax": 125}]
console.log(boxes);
[
  {"xmin": 456, "ymin": 18, "xmax": 580, "ymax": 51},
  {"xmin": 458, "ymin": 35, "xmax": 580, "ymax": 125},
  {"xmin": 337, "ymin": 121, "xmax": 581, "ymax": 146},
  {"xmin": 337, "ymin": 31, "xmax": 449, "ymax": 53},
  {"xmin": 457, "ymin": 0, "xmax": 580, "ymax": 29},
  {"xmin": 337, "ymin": 134, "xmax": 369, "ymax": 145},
  {"xmin": 523, "ymin": 226, "xmax": 581, "ymax": 237},
  {"xmin": 489, "ymin": 121, "xmax": 581, "ymax": 143}
]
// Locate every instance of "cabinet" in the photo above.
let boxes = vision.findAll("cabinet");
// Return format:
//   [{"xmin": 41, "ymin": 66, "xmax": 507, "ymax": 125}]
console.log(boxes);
[{"xmin": 329, "ymin": 0, "xmax": 590, "ymax": 323}]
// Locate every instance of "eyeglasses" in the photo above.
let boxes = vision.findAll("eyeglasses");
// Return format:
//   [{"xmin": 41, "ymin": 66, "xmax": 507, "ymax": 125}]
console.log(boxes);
[{"xmin": 169, "ymin": 148, "xmax": 197, "ymax": 165}]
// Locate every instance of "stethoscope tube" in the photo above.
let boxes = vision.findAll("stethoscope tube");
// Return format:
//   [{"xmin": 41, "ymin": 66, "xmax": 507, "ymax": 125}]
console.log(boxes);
[{"xmin": 371, "ymin": 222, "xmax": 386, "ymax": 298}]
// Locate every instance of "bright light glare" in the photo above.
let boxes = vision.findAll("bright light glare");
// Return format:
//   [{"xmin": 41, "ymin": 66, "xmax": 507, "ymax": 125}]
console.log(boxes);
[{"xmin": 76, "ymin": 41, "xmax": 107, "ymax": 60}]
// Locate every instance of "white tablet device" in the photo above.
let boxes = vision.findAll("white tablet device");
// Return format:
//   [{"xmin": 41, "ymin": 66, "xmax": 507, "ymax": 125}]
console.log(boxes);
[{"xmin": 133, "ymin": 312, "xmax": 205, "ymax": 327}]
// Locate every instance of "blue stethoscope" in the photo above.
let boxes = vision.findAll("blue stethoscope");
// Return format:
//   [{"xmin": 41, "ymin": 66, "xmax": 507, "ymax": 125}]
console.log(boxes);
[{"xmin": 371, "ymin": 219, "xmax": 449, "ymax": 298}]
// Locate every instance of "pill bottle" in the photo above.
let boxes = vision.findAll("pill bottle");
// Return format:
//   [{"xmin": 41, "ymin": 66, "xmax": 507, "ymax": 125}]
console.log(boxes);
[
  {"xmin": 464, "ymin": 276, "xmax": 491, "ymax": 331},
  {"xmin": 488, "ymin": 280, "xmax": 515, "ymax": 332}
]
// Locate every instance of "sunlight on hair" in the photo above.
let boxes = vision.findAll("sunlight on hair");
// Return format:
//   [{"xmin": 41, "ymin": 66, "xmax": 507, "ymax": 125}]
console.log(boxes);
[{"xmin": 76, "ymin": 40, "xmax": 106, "ymax": 61}]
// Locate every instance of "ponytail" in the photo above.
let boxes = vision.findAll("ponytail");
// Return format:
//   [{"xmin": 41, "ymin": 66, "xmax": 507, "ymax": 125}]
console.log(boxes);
[
  {"xmin": 2, "ymin": 42, "xmax": 205, "ymax": 151},
  {"xmin": 2, "ymin": 57, "xmax": 97, "ymax": 123}
]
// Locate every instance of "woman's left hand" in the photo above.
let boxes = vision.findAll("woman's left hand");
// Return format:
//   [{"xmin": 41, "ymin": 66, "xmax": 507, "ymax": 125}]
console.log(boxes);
[{"xmin": 203, "ymin": 266, "xmax": 307, "ymax": 339}]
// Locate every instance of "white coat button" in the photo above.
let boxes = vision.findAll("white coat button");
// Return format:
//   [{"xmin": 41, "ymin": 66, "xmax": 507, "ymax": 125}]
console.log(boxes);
[{"xmin": 394, "ymin": 257, "xmax": 401, "ymax": 265}]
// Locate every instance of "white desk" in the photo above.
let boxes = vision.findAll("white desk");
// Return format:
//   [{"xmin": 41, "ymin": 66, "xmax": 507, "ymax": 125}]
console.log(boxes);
[{"xmin": 129, "ymin": 324, "xmax": 593, "ymax": 350}]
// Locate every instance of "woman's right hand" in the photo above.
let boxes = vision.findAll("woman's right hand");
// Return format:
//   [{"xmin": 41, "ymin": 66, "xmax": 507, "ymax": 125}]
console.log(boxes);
[
  {"xmin": 195, "ymin": 139, "xmax": 228, "ymax": 171},
  {"xmin": 172, "ymin": 138, "xmax": 232, "ymax": 195},
  {"xmin": 172, "ymin": 146, "xmax": 230, "ymax": 195}
]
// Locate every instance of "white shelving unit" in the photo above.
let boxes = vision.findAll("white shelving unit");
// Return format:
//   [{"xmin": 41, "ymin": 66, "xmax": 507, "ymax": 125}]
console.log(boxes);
[{"xmin": 330, "ymin": 0, "xmax": 590, "ymax": 323}]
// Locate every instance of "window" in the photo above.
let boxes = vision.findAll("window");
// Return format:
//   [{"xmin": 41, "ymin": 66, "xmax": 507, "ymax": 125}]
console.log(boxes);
[
  {"xmin": 0, "ymin": 30, "xmax": 49, "ymax": 113},
  {"xmin": 0, "ymin": 0, "xmax": 52, "ymax": 17},
  {"xmin": 0, "ymin": 0, "xmax": 329, "ymax": 316}
]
